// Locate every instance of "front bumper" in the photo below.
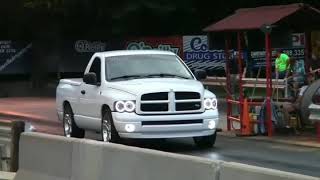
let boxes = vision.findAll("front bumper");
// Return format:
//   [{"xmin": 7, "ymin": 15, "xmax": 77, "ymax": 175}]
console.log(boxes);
[{"xmin": 112, "ymin": 110, "xmax": 219, "ymax": 139}]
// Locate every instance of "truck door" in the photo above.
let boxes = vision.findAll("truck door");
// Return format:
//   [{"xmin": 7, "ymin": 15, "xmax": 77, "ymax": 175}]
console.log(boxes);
[{"xmin": 77, "ymin": 57, "xmax": 102, "ymax": 130}]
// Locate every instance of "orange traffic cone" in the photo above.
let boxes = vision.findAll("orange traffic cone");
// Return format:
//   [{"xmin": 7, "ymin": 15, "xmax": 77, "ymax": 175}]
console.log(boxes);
[{"xmin": 241, "ymin": 98, "xmax": 252, "ymax": 136}]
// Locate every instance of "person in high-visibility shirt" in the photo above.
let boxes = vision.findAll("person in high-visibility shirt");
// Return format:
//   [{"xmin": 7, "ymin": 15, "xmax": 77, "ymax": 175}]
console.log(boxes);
[{"xmin": 274, "ymin": 50, "xmax": 290, "ymax": 79}]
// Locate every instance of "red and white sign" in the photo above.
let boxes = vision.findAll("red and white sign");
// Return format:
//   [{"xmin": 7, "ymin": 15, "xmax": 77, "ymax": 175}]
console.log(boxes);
[
  {"xmin": 292, "ymin": 33, "xmax": 305, "ymax": 47},
  {"xmin": 125, "ymin": 37, "xmax": 183, "ymax": 57}
]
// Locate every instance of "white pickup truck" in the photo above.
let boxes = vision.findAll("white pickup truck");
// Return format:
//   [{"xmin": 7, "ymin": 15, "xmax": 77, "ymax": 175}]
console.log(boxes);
[{"xmin": 56, "ymin": 50, "xmax": 219, "ymax": 147}]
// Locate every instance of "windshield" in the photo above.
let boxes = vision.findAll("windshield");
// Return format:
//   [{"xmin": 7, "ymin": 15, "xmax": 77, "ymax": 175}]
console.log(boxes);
[{"xmin": 105, "ymin": 54, "xmax": 193, "ymax": 81}]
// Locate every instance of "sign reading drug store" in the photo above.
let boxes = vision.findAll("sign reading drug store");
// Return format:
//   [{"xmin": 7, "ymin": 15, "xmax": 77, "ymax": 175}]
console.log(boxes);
[{"xmin": 183, "ymin": 35, "xmax": 226, "ymax": 73}]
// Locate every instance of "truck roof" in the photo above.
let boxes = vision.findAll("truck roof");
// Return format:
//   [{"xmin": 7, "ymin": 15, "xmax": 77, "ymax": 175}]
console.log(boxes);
[{"xmin": 95, "ymin": 50, "xmax": 176, "ymax": 57}]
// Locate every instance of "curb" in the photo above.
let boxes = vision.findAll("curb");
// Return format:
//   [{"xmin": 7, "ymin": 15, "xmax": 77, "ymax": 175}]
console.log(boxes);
[{"xmin": 217, "ymin": 131, "xmax": 320, "ymax": 149}]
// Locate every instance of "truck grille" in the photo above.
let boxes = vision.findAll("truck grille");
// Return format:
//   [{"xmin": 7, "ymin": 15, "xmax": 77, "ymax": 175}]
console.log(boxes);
[
  {"xmin": 175, "ymin": 92, "xmax": 200, "ymax": 100},
  {"xmin": 141, "ymin": 92, "xmax": 168, "ymax": 101},
  {"xmin": 138, "ymin": 91, "xmax": 202, "ymax": 114},
  {"xmin": 176, "ymin": 102, "xmax": 202, "ymax": 111},
  {"xmin": 141, "ymin": 103, "xmax": 168, "ymax": 112}
]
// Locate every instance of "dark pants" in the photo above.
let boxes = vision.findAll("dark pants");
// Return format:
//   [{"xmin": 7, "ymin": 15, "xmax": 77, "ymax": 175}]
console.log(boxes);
[{"xmin": 272, "ymin": 71, "xmax": 286, "ymax": 79}]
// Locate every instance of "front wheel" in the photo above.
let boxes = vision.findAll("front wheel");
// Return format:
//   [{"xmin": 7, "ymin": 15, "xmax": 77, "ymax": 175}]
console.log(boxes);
[
  {"xmin": 101, "ymin": 109, "xmax": 120, "ymax": 143},
  {"xmin": 193, "ymin": 132, "xmax": 217, "ymax": 148},
  {"xmin": 63, "ymin": 104, "xmax": 85, "ymax": 138}
]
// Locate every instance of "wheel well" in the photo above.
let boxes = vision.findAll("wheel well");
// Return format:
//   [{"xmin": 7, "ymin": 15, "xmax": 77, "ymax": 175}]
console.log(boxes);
[
  {"xmin": 101, "ymin": 104, "xmax": 111, "ymax": 118},
  {"xmin": 63, "ymin": 101, "xmax": 71, "ymax": 109}
]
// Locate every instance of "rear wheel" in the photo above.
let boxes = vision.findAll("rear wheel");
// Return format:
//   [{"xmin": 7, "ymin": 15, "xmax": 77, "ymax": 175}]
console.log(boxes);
[
  {"xmin": 101, "ymin": 109, "xmax": 120, "ymax": 143},
  {"xmin": 300, "ymin": 79, "xmax": 320, "ymax": 125},
  {"xmin": 63, "ymin": 104, "xmax": 85, "ymax": 138},
  {"xmin": 193, "ymin": 132, "xmax": 217, "ymax": 148}
]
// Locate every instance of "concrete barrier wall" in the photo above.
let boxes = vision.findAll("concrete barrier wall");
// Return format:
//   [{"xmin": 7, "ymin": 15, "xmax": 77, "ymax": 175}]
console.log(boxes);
[
  {"xmin": 220, "ymin": 162, "xmax": 319, "ymax": 180},
  {"xmin": 15, "ymin": 133, "xmax": 220, "ymax": 180},
  {"xmin": 14, "ymin": 132, "xmax": 320, "ymax": 180},
  {"xmin": 72, "ymin": 140, "xmax": 220, "ymax": 180},
  {"xmin": 0, "ymin": 171, "xmax": 15, "ymax": 180},
  {"xmin": 14, "ymin": 133, "xmax": 74, "ymax": 180}
]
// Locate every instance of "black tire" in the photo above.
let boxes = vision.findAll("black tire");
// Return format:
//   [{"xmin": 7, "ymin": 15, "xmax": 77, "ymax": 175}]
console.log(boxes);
[
  {"xmin": 193, "ymin": 132, "xmax": 217, "ymax": 148},
  {"xmin": 63, "ymin": 104, "xmax": 85, "ymax": 138},
  {"xmin": 300, "ymin": 79, "xmax": 320, "ymax": 125},
  {"xmin": 101, "ymin": 109, "xmax": 120, "ymax": 143}
]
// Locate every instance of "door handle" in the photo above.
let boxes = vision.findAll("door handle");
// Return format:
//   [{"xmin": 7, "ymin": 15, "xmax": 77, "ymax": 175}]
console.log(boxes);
[{"xmin": 81, "ymin": 90, "xmax": 86, "ymax": 95}]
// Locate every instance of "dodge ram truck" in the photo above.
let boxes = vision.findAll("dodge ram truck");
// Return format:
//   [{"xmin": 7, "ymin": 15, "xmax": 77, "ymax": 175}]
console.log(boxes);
[{"xmin": 56, "ymin": 50, "xmax": 219, "ymax": 147}]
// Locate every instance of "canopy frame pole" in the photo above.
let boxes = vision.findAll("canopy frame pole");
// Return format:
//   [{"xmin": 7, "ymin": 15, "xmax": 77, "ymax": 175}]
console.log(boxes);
[
  {"xmin": 265, "ymin": 31, "xmax": 273, "ymax": 137},
  {"xmin": 237, "ymin": 31, "xmax": 244, "ymax": 132},
  {"xmin": 225, "ymin": 34, "xmax": 232, "ymax": 131}
]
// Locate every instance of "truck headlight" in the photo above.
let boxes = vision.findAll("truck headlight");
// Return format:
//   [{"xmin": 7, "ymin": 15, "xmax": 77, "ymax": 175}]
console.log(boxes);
[
  {"xmin": 124, "ymin": 101, "xmax": 135, "ymax": 112},
  {"xmin": 115, "ymin": 101, "xmax": 136, "ymax": 113},
  {"xmin": 204, "ymin": 98, "xmax": 218, "ymax": 110}
]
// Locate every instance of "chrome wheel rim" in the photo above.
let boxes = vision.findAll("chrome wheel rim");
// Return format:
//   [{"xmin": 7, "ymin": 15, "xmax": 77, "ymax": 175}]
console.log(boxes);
[
  {"xmin": 102, "ymin": 116, "xmax": 112, "ymax": 142},
  {"xmin": 64, "ymin": 113, "xmax": 72, "ymax": 137}
]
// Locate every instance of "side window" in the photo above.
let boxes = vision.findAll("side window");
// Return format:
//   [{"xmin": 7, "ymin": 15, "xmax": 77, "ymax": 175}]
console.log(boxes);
[{"xmin": 89, "ymin": 57, "xmax": 101, "ymax": 83}]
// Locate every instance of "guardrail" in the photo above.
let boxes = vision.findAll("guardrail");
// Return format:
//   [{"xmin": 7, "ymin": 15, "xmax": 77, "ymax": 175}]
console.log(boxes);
[
  {"xmin": 14, "ymin": 132, "xmax": 320, "ymax": 180},
  {"xmin": 202, "ymin": 76, "xmax": 287, "ymax": 89},
  {"xmin": 309, "ymin": 103, "xmax": 320, "ymax": 121},
  {"xmin": 0, "ymin": 121, "xmax": 24, "ymax": 172},
  {"xmin": 308, "ymin": 103, "xmax": 320, "ymax": 142}
]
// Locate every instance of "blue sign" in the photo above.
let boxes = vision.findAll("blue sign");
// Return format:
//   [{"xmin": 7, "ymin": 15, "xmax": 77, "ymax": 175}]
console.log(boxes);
[
  {"xmin": 0, "ymin": 41, "xmax": 32, "ymax": 74},
  {"xmin": 184, "ymin": 50, "xmax": 226, "ymax": 61},
  {"xmin": 183, "ymin": 36, "xmax": 208, "ymax": 52},
  {"xmin": 251, "ymin": 48, "xmax": 305, "ymax": 68}
]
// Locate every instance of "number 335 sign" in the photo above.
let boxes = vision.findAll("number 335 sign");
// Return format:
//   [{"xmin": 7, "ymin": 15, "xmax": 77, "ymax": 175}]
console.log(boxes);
[{"xmin": 292, "ymin": 33, "xmax": 305, "ymax": 47}]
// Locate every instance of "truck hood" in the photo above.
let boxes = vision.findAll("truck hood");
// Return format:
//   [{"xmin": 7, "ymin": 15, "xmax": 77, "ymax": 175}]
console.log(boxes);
[{"xmin": 108, "ymin": 78, "xmax": 204, "ymax": 95}]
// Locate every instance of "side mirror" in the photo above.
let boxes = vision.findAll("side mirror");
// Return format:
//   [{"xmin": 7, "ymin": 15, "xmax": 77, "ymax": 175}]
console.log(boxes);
[
  {"xmin": 194, "ymin": 69, "xmax": 207, "ymax": 80},
  {"xmin": 83, "ymin": 72, "xmax": 98, "ymax": 85}
]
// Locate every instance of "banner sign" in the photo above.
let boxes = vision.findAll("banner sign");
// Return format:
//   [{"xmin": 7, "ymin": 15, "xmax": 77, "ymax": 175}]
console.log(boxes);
[
  {"xmin": 251, "ymin": 48, "xmax": 305, "ymax": 68},
  {"xmin": 183, "ymin": 35, "xmax": 227, "ymax": 61},
  {"xmin": 292, "ymin": 33, "xmax": 305, "ymax": 47},
  {"xmin": 60, "ymin": 40, "xmax": 122, "ymax": 73},
  {"xmin": 0, "ymin": 41, "xmax": 32, "ymax": 74},
  {"xmin": 74, "ymin": 40, "xmax": 108, "ymax": 53},
  {"xmin": 125, "ymin": 37, "xmax": 183, "ymax": 57},
  {"xmin": 182, "ymin": 35, "xmax": 250, "ymax": 74},
  {"xmin": 183, "ymin": 35, "xmax": 208, "ymax": 52},
  {"xmin": 183, "ymin": 36, "xmax": 224, "ymax": 73}
]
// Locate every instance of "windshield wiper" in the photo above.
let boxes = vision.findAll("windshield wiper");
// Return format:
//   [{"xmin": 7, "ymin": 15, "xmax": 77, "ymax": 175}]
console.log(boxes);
[
  {"xmin": 146, "ymin": 73, "xmax": 190, "ymax": 79},
  {"xmin": 110, "ymin": 75, "xmax": 146, "ymax": 81}
]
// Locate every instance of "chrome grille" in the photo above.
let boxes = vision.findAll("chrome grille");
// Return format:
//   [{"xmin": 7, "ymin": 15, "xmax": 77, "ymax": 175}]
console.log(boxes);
[{"xmin": 138, "ymin": 91, "xmax": 202, "ymax": 114}]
